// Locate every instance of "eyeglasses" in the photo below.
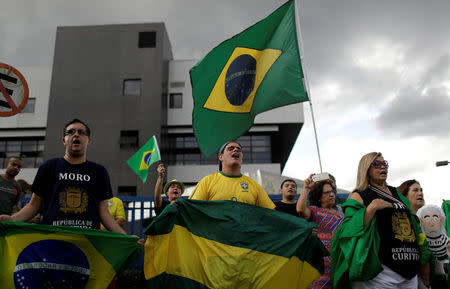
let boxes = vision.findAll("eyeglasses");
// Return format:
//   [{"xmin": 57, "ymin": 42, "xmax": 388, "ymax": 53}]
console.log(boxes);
[
  {"xmin": 323, "ymin": 189, "xmax": 336, "ymax": 195},
  {"xmin": 65, "ymin": 129, "xmax": 89, "ymax": 136},
  {"xmin": 370, "ymin": 160, "xmax": 389, "ymax": 169}
]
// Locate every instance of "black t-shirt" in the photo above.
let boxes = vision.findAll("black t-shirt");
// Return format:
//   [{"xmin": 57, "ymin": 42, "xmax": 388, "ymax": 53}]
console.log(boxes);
[
  {"xmin": 155, "ymin": 199, "xmax": 170, "ymax": 216},
  {"xmin": 31, "ymin": 158, "xmax": 113, "ymax": 229},
  {"xmin": 274, "ymin": 201, "xmax": 298, "ymax": 217},
  {"xmin": 357, "ymin": 185, "xmax": 420, "ymax": 279}
]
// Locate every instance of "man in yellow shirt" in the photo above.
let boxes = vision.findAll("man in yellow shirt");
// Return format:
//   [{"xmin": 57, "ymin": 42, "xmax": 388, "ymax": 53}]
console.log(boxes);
[
  {"xmin": 106, "ymin": 197, "xmax": 126, "ymax": 227},
  {"xmin": 189, "ymin": 141, "xmax": 275, "ymax": 209}
]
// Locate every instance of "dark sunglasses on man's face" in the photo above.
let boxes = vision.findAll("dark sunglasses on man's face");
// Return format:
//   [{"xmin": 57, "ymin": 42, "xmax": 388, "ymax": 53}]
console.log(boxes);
[
  {"xmin": 65, "ymin": 129, "xmax": 89, "ymax": 136},
  {"xmin": 371, "ymin": 160, "xmax": 389, "ymax": 169}
]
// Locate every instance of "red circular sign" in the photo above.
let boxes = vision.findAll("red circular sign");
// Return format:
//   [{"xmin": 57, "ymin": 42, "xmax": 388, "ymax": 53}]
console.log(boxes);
[{"xmin": 0, "ymin": 63, "xmax": 29, "ymax": 117}]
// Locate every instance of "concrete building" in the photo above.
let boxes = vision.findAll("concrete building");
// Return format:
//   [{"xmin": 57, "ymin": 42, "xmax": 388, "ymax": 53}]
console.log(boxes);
[{"xmin": 1, "ymin": 23, "xmax": 305, "ymax": 196}]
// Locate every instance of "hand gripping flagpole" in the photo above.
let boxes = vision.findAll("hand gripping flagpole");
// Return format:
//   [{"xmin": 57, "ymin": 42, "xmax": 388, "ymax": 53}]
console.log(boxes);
[{"xmin": 294, "ymin": 0, "xmax": 323, "ymax": 173}]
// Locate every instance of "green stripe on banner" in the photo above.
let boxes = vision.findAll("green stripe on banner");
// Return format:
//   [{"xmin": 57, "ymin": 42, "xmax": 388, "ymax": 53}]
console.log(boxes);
[{"xmin": 147, "ymin": 273, "xmax": 210, "ymax": 289}]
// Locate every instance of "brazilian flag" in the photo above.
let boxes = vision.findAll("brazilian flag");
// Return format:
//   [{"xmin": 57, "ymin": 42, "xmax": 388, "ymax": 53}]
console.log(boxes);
[
  {"xmin": 126, "ymin": 135, "xmax": 161, "ymax": 183},
  {"xmin": 0, "ymin": 222, "xmax": 142, "ymax": 288},
  {"xmin": 144, "ymin": 199, "xmax": 328, "ymax": 289},
  {"xmin": 190, "ymin": 0, "xmax": 309, "ymax": 157}
]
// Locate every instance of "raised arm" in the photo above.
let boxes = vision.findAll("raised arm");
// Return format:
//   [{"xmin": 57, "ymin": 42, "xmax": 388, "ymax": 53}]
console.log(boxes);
[
  {"xmin": 297, "ymin": 174, "xmax": 314, "ymax": 220},
  {"xmin": 154, "ymin": 164, "xmax": 165, "ymax": 209},
  {"xmin": 0, "ymin": 193, "xmax": 42, "ymax": 222}
]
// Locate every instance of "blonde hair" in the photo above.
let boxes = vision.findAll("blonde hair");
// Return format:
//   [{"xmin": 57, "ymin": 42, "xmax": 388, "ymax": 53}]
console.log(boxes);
[{"xmin": 354, "ymin": 152, "xmax": 383, "ymax": 192}]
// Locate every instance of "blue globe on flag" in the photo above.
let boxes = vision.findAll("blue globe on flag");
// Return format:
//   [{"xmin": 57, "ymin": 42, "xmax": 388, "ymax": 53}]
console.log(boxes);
[{"xmin": 14, "ymin": 239, "xmax": 90, "ymax": 289}]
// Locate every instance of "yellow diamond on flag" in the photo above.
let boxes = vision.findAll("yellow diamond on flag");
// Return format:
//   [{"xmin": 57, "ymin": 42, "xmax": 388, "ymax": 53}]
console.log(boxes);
[
  {"xmin": 203, "ymin": 47, "xmax": 282, "ymax": 113},
  {"xmin": 139, "ymin": 149, "xmax": 155, "ymax": 171}
]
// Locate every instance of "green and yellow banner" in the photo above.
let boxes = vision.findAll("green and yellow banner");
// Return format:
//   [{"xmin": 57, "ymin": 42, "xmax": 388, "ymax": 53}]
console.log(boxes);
[
  {"xmin": 0, "ymin": 222, "xmax": 142, "ymax": 288},
  {"xmin": 144, "ymin": 199, "xmax": 327, "ymax": 289}
]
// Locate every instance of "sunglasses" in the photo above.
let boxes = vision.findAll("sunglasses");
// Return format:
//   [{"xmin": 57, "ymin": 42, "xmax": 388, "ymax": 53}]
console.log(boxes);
[
  {"xmin": 370, "ymin": 160, "xmax": 389, "ymax": 169},
  {"xmin": 65, "ymin": 129, "xmax": 89, "ymax": 136}
]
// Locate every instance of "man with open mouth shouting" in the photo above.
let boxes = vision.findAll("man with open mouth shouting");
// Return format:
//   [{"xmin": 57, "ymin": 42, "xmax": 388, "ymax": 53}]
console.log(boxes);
[{"xmin": 189, "ymin": 140, "xmax": 274, "ymax": 209}]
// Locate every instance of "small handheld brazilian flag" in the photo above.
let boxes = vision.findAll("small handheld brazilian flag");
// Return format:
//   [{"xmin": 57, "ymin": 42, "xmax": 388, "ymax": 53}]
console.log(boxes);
[
  {"xmin": 126, "ymin": 135, "xmax": 161, "ymax": 183},
  {"xmin": 190, "ymin": 0, "xmax": 309, "ymax": 157}
]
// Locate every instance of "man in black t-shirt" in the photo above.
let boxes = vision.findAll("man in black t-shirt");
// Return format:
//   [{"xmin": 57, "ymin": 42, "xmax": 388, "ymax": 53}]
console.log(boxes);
[
  {"xmin": 0, "ymin": 119, "xmax": 140, "ymax": 244},
  {"xmin": 274, "ymin": 179, "xmax": 299, "ymax": 217},
  {"xmin": 154, "ymin": 163, "xmax": 184, "ymax": 216}
]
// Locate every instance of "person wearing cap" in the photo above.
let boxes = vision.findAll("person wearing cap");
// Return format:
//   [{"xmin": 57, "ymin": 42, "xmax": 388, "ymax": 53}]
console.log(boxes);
[
  {"xmin": 154, "ymin": 163, "xmax": 185, "ymax": 216},
  {"xmin": 189, "ymin": 141, "xmax": 275, "ymax": 209}
]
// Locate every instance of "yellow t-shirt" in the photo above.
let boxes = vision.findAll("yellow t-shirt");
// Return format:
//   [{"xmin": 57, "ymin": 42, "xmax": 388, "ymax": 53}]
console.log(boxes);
[
  {"xmin": 107, "ymin": 197, "xmax": 126, "ymax": 220},
  {"xmin": 189, "ymin": 172, "xmax": 275, "ymax": 209}
]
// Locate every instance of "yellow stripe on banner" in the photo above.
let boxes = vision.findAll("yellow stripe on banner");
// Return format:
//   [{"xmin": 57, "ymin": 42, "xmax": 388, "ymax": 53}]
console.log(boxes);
[
  {"xmin": 2, "ymin": 233, "xmax": 115, "ymax": 289},
  {"xmin": 144, "ymin": 225, "xmax": 321, "ymax": 289}
]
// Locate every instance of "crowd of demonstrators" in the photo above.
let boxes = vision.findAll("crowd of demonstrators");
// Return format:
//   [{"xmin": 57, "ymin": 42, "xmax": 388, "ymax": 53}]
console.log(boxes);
[
  {"xmin": 0, "ymin": 156, "xmax": 23, "ymax": 216},
  {"xmin": 189, "ymin": 141, "xmax": 275, "ymax": 209},
  {"xmin": 0, "ymin": 119, "xmax": 144, "ymax": 246},
  {"xmin": 331, "ymin": 152, "xmax": 432, "ymax": 289},
  {"xmin": 154, "ymin": 163, "xmax": 184, "ymax": 216},
  {"xmin": 2, "ymin": 121, "xmax": 443, "ymax": 289},
  {"xmin": 297, "ymin": 175, "xmax": 344, "ymax": 289},
  {"xmin": 274, "ymin": 179, "xmax": 299, "ymax": 216}
]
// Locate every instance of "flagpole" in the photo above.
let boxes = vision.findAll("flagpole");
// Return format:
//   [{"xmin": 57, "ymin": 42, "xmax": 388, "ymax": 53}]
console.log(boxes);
[{"xmin": 294, "ymin": 0, "xmax": 323, "ymax": 173}]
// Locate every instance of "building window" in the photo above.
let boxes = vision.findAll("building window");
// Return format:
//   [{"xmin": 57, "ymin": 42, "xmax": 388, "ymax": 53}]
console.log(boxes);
[
  {"xmin": 118, "ymin": 186, "xmax": 137, "ymax": 196},
  {"xmin": 0, "ymin": 137, "xmax": 45, "ymax": 168},
  {"xmin": 21, "ymin": 98, "xmax": 36, "ymax": 113},
  {"xmin": 120, "ymin": 130, "xmax": 139, "ymax": 149},
  {"xmin": 169, "ymin": 93, "xmax": 182, "ymax": 108},
  {"xmin": 138, "ymin": 31, "xmax": 156, "ymax": 48},
  {"xmin": 123, "ymin": 79, "xmax": 141, "ymax": 96},
  {"xmin": 170, "ymin": 81, "xmax": 185, "ymax": 88},
  {"xmin": 237, "ymin": 135, "xmax": 271, "ymax": 163}
]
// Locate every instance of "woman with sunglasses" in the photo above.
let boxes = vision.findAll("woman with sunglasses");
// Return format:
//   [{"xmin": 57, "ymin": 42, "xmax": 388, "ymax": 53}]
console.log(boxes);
[
  {"xmin": 297, "ymin": 176, "xmax": 344, "ymax": 289},
  {"xmin": 331, "ymin": 152, "xmax": 432, "ymax": 289}
]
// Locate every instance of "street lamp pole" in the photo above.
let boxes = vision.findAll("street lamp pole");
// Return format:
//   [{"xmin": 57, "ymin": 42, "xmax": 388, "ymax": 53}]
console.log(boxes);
[{"xmin": 436, "ymin": 160, "xmax": 449, "ymax": 167}]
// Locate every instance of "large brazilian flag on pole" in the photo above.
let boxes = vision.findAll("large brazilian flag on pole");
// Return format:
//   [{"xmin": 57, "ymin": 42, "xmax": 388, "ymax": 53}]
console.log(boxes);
[
  {"xmin": 144, "ymin": 199, "xmax": 328, "ymax": 289},
  {"xmin": 0, "ymin": 222, "xmax": 142, "ymax": 288},
  {"xmin": 190, "ymin": 0, "xmax": 309, "ymax": 157}
]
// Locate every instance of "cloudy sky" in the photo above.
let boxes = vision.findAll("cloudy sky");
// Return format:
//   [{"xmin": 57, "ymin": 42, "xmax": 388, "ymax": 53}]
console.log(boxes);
[{"xmin": 2, "ymin": 0, "xmax": 449, "ymax": 205}]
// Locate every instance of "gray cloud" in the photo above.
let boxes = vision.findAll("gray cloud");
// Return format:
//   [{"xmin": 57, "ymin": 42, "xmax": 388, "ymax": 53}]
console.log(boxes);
[{"xmin": 376, "ymin": 54, "xmax": 450, "ymax": 137}]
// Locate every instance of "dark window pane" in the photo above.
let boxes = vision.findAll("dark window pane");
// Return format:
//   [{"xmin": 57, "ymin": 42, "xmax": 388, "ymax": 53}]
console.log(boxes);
[
  {"xmin": 21, "ymin": 157, "xmax": 35, "ymax": 168},
  {"xmin": 138, "ymin": 31, "xmax": 156, "ymax": 48},
  {"xmin": 170, "ymin": 81, "xmax": 185, "ymax": 88},
  {"xmin": 118, "ymin": 186, "xmax": 137, "ymax": 196},
  {"xmin": 22, "ymin": 140, "xmax": 37, "ymax": 152},
  {"xmin": 7, "ymin": 141, "xmax": 20, "ymax": 152},
  {"xmin": 169, "ymin": 93, "xmax": 182, "ymax": 108},
  {"xmin": 37, "ymin": 140, "xmax": 45, "ymax": 151},
  {"xmin": 120, "ymin": 130, "xmax": 139, "ymax": 149},
  {"xmin": 36, "ymin": 157, "xmax": 44, "ymax": 167},
  {"xmin": 123, "ymin": 79, "xmax": 141, "ymax": 96}
]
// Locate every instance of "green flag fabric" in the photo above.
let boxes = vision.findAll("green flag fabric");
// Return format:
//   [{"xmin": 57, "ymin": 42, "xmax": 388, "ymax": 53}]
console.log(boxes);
[
  {"xmin": 190, "ymin": 0, "xmax": 309, "ymax": 157},
  {"xmin": 126, "ymin": 135, "xmax": 161, "ymax": 183},
  {"xmin": 443, "ymin": 200, "xmax": 450, "ymax": 235},
  {"xmin": 144, "ymin": 199, "xmax": 328, "ymax": 289},
  {"xmin": 0, "ymin": 221, "xmax": 142, "ymax": 288}
]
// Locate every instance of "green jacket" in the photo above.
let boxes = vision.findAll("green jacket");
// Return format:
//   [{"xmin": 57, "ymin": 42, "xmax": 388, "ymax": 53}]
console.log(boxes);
[{"xmin": 330, "ymin": 191, "xmax": 432, "ymax": 289}]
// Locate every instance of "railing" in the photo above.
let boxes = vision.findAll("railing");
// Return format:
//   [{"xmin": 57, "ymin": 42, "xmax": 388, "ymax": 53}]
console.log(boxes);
[{"xmin": 20, "ymin": 193, "xmax": 348, "ymax": 237}]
